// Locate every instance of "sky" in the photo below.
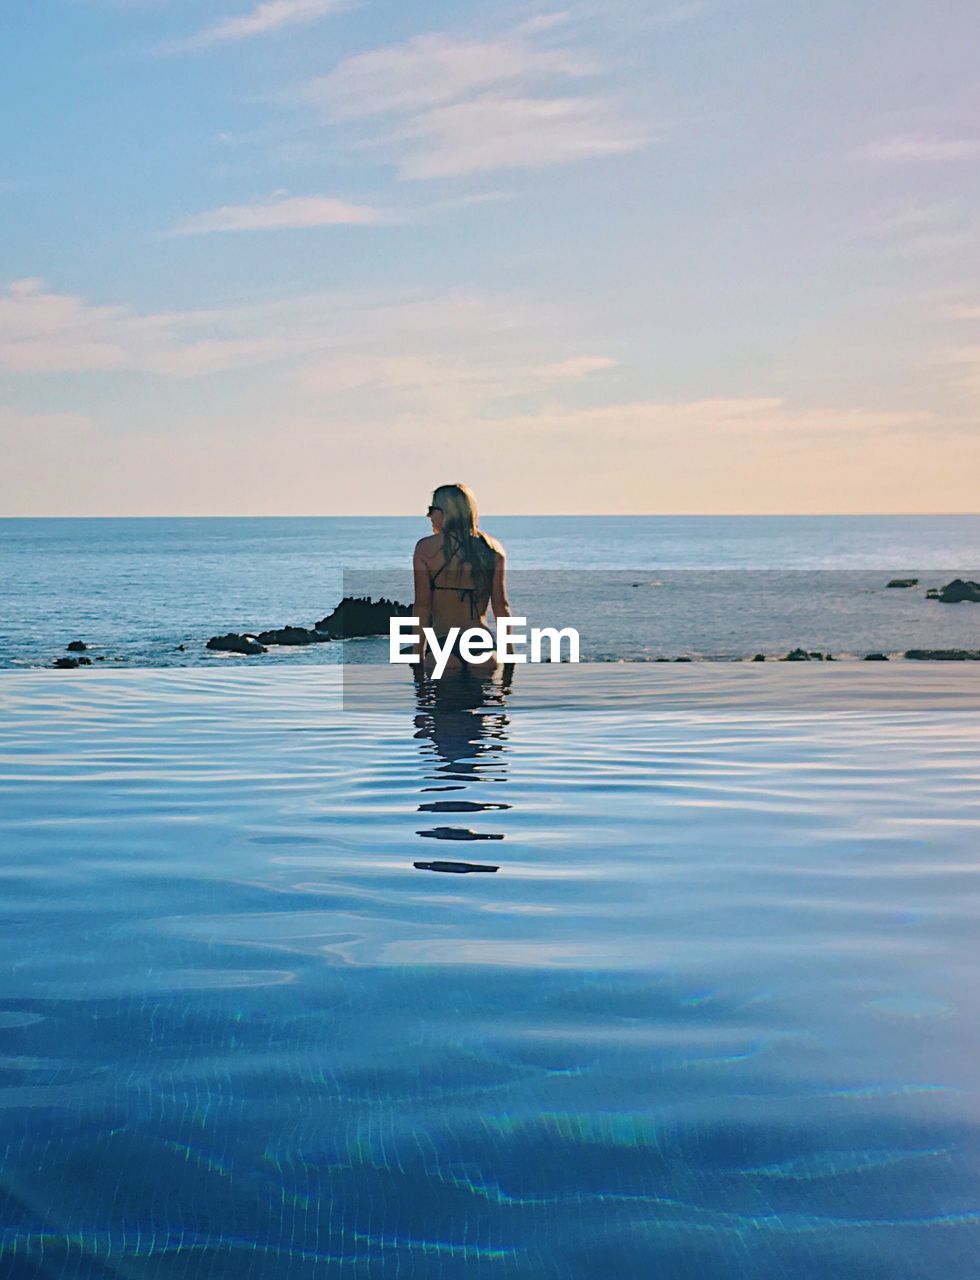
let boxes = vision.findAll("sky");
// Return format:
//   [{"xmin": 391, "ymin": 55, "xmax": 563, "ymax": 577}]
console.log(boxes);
[{"xmin": 1, "ymin": 0, "xmax": 978, "ymax": 515}]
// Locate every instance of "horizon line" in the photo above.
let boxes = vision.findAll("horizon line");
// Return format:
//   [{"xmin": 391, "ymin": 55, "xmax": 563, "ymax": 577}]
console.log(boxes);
[{"xmin": 1, "ymin": 512, "xmax": 979, "ymax": 521}]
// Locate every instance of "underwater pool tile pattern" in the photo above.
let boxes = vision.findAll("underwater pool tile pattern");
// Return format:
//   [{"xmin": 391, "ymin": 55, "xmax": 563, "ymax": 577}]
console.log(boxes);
[{"xmin": 0, "ymin": 665, "xmax": 978, "ymax": 1278}]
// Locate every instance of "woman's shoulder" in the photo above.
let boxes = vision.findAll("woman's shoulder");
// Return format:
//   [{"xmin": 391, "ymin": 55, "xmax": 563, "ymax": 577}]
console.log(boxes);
[
  {"xmin": 478, "ymin": 530, "xmax": 505, "ymax": 559},
  {"xmin": 414, "ymin": 533, "xmax": 441, "ymax": 558}
]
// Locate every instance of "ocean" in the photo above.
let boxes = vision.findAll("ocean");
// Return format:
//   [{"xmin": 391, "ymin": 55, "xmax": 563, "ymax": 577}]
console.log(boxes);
[{"xmin": 2, "ymin": 515, "xmax": 979, "ymax": 669}]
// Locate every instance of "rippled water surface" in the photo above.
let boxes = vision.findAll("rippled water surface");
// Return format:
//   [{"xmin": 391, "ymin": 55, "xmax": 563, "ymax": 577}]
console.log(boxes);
[{"xmin": 0, "ymin": 665, "xmax": 978, "ymax": 1277}]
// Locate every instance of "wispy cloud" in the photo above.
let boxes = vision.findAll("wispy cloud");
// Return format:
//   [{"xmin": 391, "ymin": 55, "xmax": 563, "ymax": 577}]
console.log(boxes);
[
  {"xmin": 539, "ymin": 356, "xmax": 616, "ymax": 378},
  {"xmin": 304, "ymin": 21, "xmax": 645, "ymax": 179},
  {"xmin": 941, "ymin": 303, "xmax": 980, "ymax": 321},
  {"xmin": 308, "ymin": 30, "xmax": 592, "ymax": 118},
  {"xmin": 397, "ymin": 94, "xmax": 643, "ymax": 179},
  {"xmin": 0, "ymin": 278, "xmax": 569, "ymax": 393},
  {"xmin": 931, "ymin": 343, "xmax": 980, "ymax": 403},
  {"xmin": 0, "ymin": 278, "xmax": 283, "ymax": 376},
  {"xmin": 0, "ymin": 404, "xmax": 91, "ymax": 438},
  {"xmin": 172, "ymin": 0, "xmax": 347, "ymax": 52},
  {"xmin": 864, "ymin": 202, "xmax": 972, "ymax": 258},
  {"xmin": 486, "ymin": 398, "xmax": 935, "ymax": 441},
  {"xmin": 858, "ymin": 132, "xmax": 979, "ymax": 163},
  {"xmin": 172, "ymin": 193, "xmax": 387, "ymax": 235}
]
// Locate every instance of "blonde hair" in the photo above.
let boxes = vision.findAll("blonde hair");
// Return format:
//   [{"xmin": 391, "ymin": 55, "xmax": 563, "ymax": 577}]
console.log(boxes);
[{"xmin": 431, "ymin": 483, "xmax": 498, "ymax": 598}]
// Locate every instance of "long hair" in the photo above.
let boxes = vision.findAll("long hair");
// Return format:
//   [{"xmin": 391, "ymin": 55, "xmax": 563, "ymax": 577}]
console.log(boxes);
[{"xmin": 432, "ymin": 482, "xmax": 498, "ymax": 601}]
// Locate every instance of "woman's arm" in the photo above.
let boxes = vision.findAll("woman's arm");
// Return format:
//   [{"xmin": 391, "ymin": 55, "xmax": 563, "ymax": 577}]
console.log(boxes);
[
  {"xmin": 490, "ymin": 549, "xmax": 510, "ymax": 622},
  {"xmin": 413, "ymin": 541, "xmax": 432, "ymax": 663}
]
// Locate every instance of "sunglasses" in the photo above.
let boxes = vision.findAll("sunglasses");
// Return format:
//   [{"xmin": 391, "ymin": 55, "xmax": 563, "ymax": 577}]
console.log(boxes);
[{"xmin": 426, "ymin": 505, "xmax": 442, "ymax": 517}]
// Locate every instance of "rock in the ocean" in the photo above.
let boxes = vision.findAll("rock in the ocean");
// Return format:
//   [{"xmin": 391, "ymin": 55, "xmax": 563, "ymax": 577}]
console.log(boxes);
[
  {"xmin": 53, "ymin": 657, "xmax": 80, "ymax": 669},
  {"xmin": 864, "ymin": 653, "xmax": 889, "ymax": 661},
  {"xmin": 752, "ymin": 653, "xmax": 766, "ymax": 662},
  {"xmin": 886, "ymin": 579, "xmax": 918, "ymax": 588},
  {"xmin": 206, "ymin": 633, "xmax": 268, "ymax": 655},
  {"xmin": 905, "ymin": 649, "xmax": 980, "ymax": 660},
  {"xmin": 67, "ymin": 640, "xmax": 88, "ymax": 652},
  {"xmin": 929, "ymin": 579, "xmax": 980, "ymax": 604},
  {"xmin": 783, "ymin": 648, "xmax": 811, "ymax": 661},
  {"xmin": 314, "ymin": 596, "xmax": 412, "ymax": 638},
  {"xmin": 255, "ymin": 625, "xmax": 331, "ymax": 647}
]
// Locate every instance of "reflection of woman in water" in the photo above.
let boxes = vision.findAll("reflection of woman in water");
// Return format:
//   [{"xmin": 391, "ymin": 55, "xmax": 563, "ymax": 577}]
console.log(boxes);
[
  {"xmin": 413, "ymin": 675, "xmax": 511, "ymax": 784},
  {"xmin": 413, "ymin": 482, "xmax": 510, "ymax": 678}
]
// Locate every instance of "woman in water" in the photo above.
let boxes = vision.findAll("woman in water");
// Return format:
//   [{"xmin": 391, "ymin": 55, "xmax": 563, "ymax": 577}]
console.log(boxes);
[{"xmin": 413, "ymin": 483, "xmax": 510, "ymax": 678}]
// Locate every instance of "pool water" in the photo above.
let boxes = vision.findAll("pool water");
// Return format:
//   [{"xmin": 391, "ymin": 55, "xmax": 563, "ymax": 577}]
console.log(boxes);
[{"xmin": 0, "ymin": 665, "xmax": 977, "ymax": 1277}]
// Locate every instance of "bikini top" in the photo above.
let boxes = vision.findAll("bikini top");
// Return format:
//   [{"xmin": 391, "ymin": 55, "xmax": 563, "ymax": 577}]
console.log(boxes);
[{"xmin": 429, "ymin": 557, "xmax": 482, "ymax": 620}]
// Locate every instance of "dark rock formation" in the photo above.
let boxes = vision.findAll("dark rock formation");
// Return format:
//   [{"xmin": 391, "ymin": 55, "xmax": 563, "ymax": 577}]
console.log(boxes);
[
  {"xmin": 314, "ymin": 596, "xmax": 412, "ymax": 638},
  {"xmin": 886, "ymin": 579, "xmax": 918, "ymax": 588},
  {"xmin": 752, "ymin": 654, "xmax": 766, "ymax": 661},
  {"xmin": 929, "ymin": 579, "xmax": 980, "ymax": 604},
  {"xmin": 66, "ymin": 640, "xmax": 88, "ymax": 652},
  {"xmin": 864, "ymin": 653, "xmax": 889, "ymax": 661},
  {"xmin": 674, "ymin": 656, "xmax": 692, "ymax": 662},
  {"xmin": 254, "ymin": 625, "xmax": 331, "ymax": 647},
  {"xmin": 206, "ymin": 633, "xmax": 268, "ymax": 655},
  {"xmin": 905, "ymin": 649, "xmax": 980, "ymax": 660},
  {"xmin": 53, "ymin": 657, "xmax": 80, "ymax": 669},
  {"xmin": 783, "ymin": 648, "xmax": 811, "ymax": 661}
]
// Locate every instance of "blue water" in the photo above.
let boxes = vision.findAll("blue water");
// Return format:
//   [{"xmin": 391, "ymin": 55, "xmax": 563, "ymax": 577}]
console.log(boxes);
[
  {"xmin": 0, "ymin": 663, "xmax": 978, "ymax": 1277},
  {"xmin": 1, "ymin": 516, "xmax": 979, "ymax": 669}
]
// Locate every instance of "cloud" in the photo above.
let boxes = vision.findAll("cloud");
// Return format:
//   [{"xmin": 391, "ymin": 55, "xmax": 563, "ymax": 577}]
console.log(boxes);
[
  {"xmin": 931, "ymin": 344, "xmax": 980, "ymax": 402},
  {"xmin": 485, "ymin": 398, "xmax": 935, "ymax": 442},
  {"xmin": 0, "ymin": 404, "xmax": 91, "ymax": 439},
  {"xmin": 296, "ymin": 293, "xmax": 602, "ymax": 413},
  {"xmin": 308, "ymin": 31, "xmax": 592, "ymax": 118},
  {"xmin": 397, "ymin": 94, "xmax": 644, "ymax": 179},
  {"xmin": 172, "ymin": 194, "xmax": 388, "ymax": 235},
  {"xmin": 0, "ymin": 278, "xmax": 559, "ymax": 389},
  {"xmin": 175, "ymin": 0, "xmax": 347, "ymax": 50},
  {"xmin": 539, "ymin": 356, "xmax": 615, "ymax": 378},
  {"xmin": 0, "ymin": 278, "xmax": 285, "ymax": 376},
  {"xmin": 305, "ymin": 23, "xmax": 643, "ymax": 179},
  {"xmin": 864, "ymin": 202, "xmax": 972, "ymax": 258},
  {"xmin": 858, "ymin": 133, "xmax": 980, "ymax": 164}
]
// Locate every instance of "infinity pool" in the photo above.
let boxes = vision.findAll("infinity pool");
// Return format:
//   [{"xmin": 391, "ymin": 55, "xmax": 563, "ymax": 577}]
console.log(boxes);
[{"xmin": 0, "ymin": 665, "xmax": 977, "ymax": 1277}]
